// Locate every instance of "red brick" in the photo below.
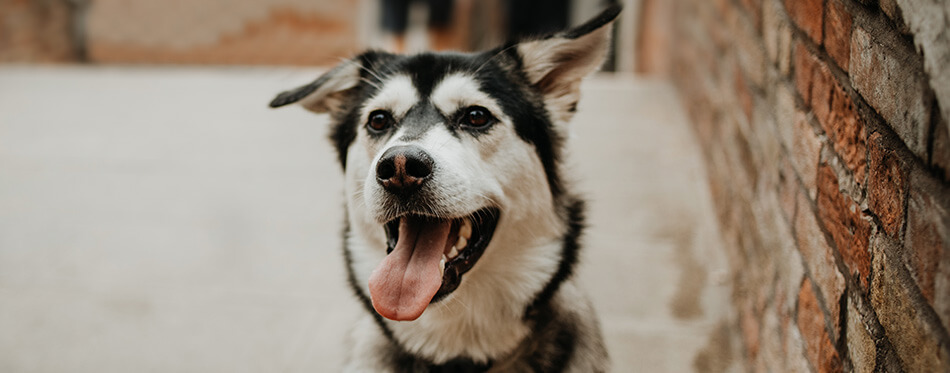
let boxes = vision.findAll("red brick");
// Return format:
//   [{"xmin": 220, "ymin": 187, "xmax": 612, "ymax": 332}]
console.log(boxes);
[
  {"xmin": 785, "ymin": 0, "xmax": 824, "ymax": 45},
  {"xmin": 809, "ymin": 57, "xmax": 835, "ymax": 126},
  {"xmin": 794, "ymin": 190, "xmax": 846, "ymax": 333},
  {"xmin": 794, "ymin": 40, "xmax": 817, "ymax": 104},
  {"xmin": 867, "ymin": 132, "xmax": 907, "ymax": 237},
  {"xmin": 816, "ymin": 165, "xmax": 872, "ymax": 289},
  {"xmin": 741, "ymin": 299, "xmax": 761, "ymax": 363},
  {"xmin": 806, "ymin": 50, "xmax": 867, "ymax": 183},
  {"xmin": 824, "ymin": 0, "xmax": 852, "ymax": 71},
  {"xmin": 797, "ymin": 278, "xmax": 844, "ymax": 373}
]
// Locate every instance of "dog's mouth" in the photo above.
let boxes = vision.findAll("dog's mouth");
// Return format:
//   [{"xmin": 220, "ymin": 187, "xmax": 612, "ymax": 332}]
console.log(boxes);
[{"xmin": 367, "ymin": 207, "xmax": 499, "ymax": 321}]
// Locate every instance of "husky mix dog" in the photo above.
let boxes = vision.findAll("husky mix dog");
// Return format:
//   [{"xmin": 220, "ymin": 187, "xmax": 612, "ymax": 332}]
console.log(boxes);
[{"xmin": 269, "ymin": 6, "xmax": 619, "ymax": 372}]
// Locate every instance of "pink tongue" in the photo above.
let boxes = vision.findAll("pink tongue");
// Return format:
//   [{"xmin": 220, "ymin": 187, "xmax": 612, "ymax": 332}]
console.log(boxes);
[{"xmin": 368, "ymin": 217, "xmax": 451, "ymax": 321}]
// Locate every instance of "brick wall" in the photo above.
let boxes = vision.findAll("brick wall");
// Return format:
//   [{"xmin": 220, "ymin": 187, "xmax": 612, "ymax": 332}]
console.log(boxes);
[
  {"xmin": 645, "ymin": 0, "xmax": 950, "ymax": 370},
  {"xmin": 0, "ymin": 0, "xmax": 361, "ymax": 65},
  {"xmin": 84, "ymin": 0, "xmax": 360, "ymax": 65},
  {"xmin": 0, "ymin": 0, "xmax": 82, "ymax": 63}
]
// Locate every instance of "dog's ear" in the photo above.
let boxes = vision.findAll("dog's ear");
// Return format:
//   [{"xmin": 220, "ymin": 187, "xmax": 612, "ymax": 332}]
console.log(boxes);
[
  {"xmin": 516, "ymin": 5, "xmax": 620, "ymax": 124},
  {"xmin": 269, "ymin": 59, "xmax": 362, "ymax": 113}
]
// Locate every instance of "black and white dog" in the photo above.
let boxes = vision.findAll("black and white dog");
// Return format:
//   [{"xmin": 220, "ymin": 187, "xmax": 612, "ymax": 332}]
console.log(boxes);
[{"xmin": 270, "ymin": 6, "xmax": 619, "ymax": 372}]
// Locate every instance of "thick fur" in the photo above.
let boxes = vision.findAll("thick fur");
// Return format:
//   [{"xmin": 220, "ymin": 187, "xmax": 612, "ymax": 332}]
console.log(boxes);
[{"xmin": 270, "ymin": 6, "xmax": 620, "ymax": 372}]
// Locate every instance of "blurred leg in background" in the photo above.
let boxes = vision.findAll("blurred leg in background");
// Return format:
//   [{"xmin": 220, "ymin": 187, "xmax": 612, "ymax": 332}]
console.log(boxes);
[
  {"xmin": 379, "ymin": 0, "xmax": 468, "ymax": 52},
  {"xmin": 426, "ymin": 0, "xmax": 455, "ymax": 50},
  {"xmin": 506, "ymin": 0, "xmax": 570, "ymax": 40},
  {"xmin": 380, "ymin": 0, "xmax": 410, "ymax": 52}
]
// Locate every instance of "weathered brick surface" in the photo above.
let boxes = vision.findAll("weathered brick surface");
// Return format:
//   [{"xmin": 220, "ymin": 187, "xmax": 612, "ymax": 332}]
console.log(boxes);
[
  {"xmin": 802, "ymin": 47, "xmax": 868, "ymax": 183},
  {"xmin": 817, "ymin": 165, "xmax": 872, "ymax": 289},
  {"xmin": 879, "ymin": 0, "xmax": 911, "ymax": 35},
  {"xmin": 934, "ymin": 118, "xmax": 950, "ymax": 181},
  {"xmin": 773, "ymin": 81, "xmax": 798, "ymax": 150},
  {"xmin": 824, "ymin": 0, "xmax": 852, "ymax": 71},
  {"xmin": 870, "ymin": 235, "xmax": 950, "ymax": 372},
  {"xmin": 657, "ymin": 0, "xmax": 950, "ymax": 369},
  {"xmin": 797, "ymin": 278, "xmax": 844, "ymax": 373},
  {"xmin": 847, "ymin": 296, "xmax": 876, "ymax": 373},
  {"xmin": 785, "ymin": 319, "xmax": 813, "ymax": 372},
  {"xmin": 867, "ymin": 132, "xmax": 906, "ymax": 237},
  {"xmin": 738, "ymin": 0, "xmax": 763, "ymax": 31},
  {"xmin": 850, "ymin": 26, "xmax": 930, "ymax": 158},
  {"xmin": 763, "ymin": 0, "xmax": 793, "ymax": 76},
  {"xmin": 795, "ymin": 191, "xmax": 846, "ymax": 333},
  {"xmin": 784, "ymin": 0, "xmax": 824, "ymax": 45},
  {"xmin": 737, "ymin": 16, "xmax": 768, "ymax": 89},
  {"xmin": 791, "ymin": 111, "xmax": 822, "ymax": 197},
  {"xmin": 904, "ymin": 167, "xmax": 950, "ymax": 328},
  {"xmin": 779, "ymin": 157, "xmax": 799, "ymax": 222},
  {"xmin": 794, "ymin": 41, "xmax": 817, "ymax": 104}
]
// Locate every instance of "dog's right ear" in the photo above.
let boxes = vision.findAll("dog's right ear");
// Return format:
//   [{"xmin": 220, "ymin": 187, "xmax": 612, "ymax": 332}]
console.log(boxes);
[
  {"xmin": 269, "ymin": 59, "xmax": 362, "ymax": 113},
  {"xmin": 514, "ymin": 5, "xmax": 620, "ymax": 125}
]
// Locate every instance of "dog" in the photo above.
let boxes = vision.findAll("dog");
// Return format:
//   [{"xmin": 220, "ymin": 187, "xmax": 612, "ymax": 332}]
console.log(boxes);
[{"xmin": 269, "ymin": 6, "xmax": 619, "ymax": 372}]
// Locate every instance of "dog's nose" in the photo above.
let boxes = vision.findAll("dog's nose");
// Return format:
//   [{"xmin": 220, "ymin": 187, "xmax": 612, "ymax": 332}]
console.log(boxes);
[{"xmin": 376, "ymin": 145, "xmax": 433, "ymax": 195}]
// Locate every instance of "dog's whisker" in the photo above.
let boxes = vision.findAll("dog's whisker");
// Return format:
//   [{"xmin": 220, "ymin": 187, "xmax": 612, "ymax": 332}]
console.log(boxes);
[
  {"xmin": 473, "ymin": 43, "xmax": 520, "ymax": 76},
  {"xmin": 355, "ymin": 57, "xmax": 386, "ymax": 81},
  {"xmin": 360, "ymin": 77, "xmax": 383, "ymax": 91}
]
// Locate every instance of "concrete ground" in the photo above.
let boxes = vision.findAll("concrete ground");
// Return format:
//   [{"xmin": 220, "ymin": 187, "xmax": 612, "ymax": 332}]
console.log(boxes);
[{"xmin": 0, "ymin": 67, "xmax": 739, "ymax": 372}]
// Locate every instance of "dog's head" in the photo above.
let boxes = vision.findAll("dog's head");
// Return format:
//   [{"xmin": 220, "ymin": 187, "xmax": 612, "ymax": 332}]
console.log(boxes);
[{"xmin": 271, "ymin": 7, "xmax": 619, "ymax": 323}]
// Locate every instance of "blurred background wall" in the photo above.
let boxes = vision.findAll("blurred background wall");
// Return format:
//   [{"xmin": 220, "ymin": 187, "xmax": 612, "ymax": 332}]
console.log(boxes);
[{"xmin": 0, "ymin": 0, "xmax": 641, "ymax": 69}]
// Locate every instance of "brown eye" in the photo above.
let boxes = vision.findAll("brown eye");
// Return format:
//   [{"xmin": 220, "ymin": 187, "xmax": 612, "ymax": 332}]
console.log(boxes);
[
  {"xmin": 367, "ymin": 110, "xmax": 393, "ymax": 132},
  {"xmin": 460, "ymin": 106, "xmax": 493, "ymax": 128}
]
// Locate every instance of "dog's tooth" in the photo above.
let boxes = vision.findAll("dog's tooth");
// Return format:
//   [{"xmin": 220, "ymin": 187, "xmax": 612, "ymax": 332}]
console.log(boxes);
[
  {"xmin": 440, "ymin": 255, "xmax": 446, "ymax": 276},
  {"xmin": 449, "ymin": 246, "xmax": 459, "ymax": 259},
  {"xmin": 460, "ymin": 219, "xmax": 472, "ymax": 239},
  {"xmin": 456, "ymin": 236, "xmax": 467, "ymax": 251}
]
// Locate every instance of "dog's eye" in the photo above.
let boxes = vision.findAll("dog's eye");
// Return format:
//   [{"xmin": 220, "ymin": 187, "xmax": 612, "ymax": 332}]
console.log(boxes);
[
  {"xmin": 367, "ymin": 110, "xmax": 394, "ymax": 132},
  {"xmin": 460, "ymin": 106, "xmax": 493, "ymax": 129}
]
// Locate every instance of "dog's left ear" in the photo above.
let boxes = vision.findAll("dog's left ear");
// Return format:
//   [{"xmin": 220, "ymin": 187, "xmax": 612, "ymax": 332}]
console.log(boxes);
[
  {"xmin": 516, "ymin": 5, "xmax": 620, "ymax": 124},
  {"xmin": 269, "ymin": 59, "xmax": 362, "ymax": 113}
]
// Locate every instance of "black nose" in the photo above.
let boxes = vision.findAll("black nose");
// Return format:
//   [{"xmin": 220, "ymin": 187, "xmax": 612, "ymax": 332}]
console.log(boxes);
[{"xmin": 376, "ymin": 145, "xmax": 433, "ymax": 195}]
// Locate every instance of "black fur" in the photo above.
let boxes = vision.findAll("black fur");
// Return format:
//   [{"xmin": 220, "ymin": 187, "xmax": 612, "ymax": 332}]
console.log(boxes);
[
  {"xmin": 340, "ymin": 216, "xmax": 398, "ymax": 342},
  {"xmin": 525, "ymin": 197, "xmax": 584, "ymax": 319},
  {"xmin": 562, "ymin": 4, "xmax": 622, "ymax": 39}
]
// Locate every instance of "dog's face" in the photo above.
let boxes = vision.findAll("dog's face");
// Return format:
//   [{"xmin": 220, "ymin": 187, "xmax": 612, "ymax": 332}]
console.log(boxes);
[{"xmin": 271, "ymin": 8, "xmax": 618, "ymax": 328}]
